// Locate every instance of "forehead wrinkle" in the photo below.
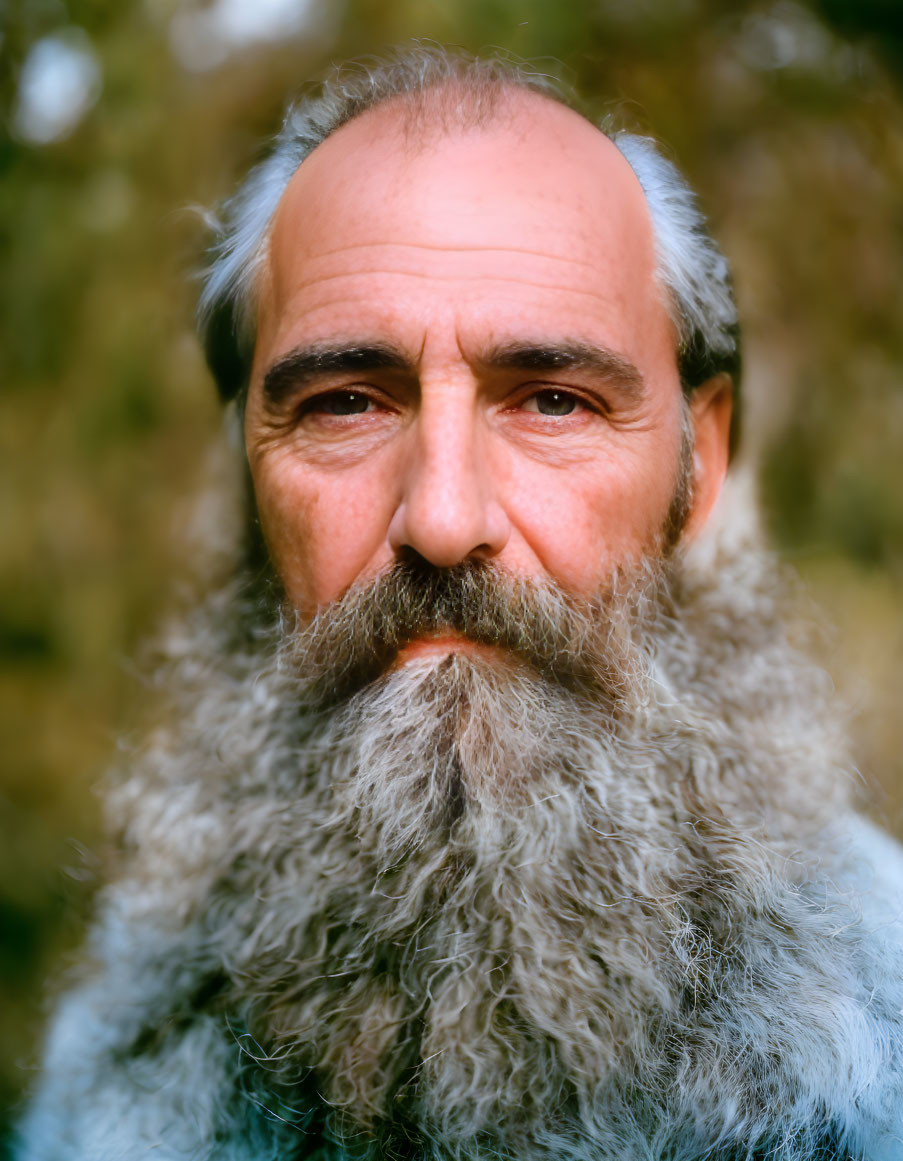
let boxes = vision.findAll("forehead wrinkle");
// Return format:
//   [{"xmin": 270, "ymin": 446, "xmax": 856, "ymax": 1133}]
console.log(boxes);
[
  {"xmin": 268, "ymin": 243, "xmax": 619, "ymax": 312},
  {"xmin": 277, "ymin": 269, "xmax": 632, "ymax": 305},
  {"xmin": 305, "ymin": 239, "xmax": 608, "ymax": 267}
]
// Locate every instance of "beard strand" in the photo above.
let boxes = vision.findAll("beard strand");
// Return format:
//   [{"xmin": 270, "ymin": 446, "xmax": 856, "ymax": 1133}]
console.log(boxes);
[{"xmin": 105, "ymin": 530, "xmax": 867, "ymax": 1159}]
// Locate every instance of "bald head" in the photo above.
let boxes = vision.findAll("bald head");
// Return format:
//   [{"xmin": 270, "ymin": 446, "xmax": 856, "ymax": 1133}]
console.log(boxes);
[
  {"xmin": 268, "ymin": 86, "xmax": 656, "ymax": 256},
  {"xmin": 198, "ymin": 46, "xmax": 740, "ymax": 443},
  {"xmin": 256, "ymin": 91, "xmax": 671, "ymax": 380}
]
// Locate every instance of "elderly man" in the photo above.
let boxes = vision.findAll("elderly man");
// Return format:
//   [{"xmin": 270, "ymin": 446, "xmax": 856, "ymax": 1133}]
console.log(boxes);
[{"xmin": 17, "ymin": 47, "xmax": 903, "ymax": 1161}]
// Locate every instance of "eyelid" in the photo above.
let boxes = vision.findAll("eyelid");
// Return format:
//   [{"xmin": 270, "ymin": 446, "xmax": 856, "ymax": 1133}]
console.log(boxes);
[
  {"xmin": 510, "ymin": 383, "xmax": 608, "ymax": 416},
  {"xmin": 296, "ymin": 384, "xmax": 395, "ymax": 416}
]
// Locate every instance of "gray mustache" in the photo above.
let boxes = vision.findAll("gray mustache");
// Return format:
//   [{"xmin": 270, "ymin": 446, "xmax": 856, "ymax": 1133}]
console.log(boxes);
[{"xmin": 283, "ymin": 553, "xmax": 661, "ymax": 709}]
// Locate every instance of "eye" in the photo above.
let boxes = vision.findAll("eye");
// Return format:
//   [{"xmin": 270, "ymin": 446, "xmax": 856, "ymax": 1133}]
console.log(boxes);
[
  {"xmin": 303, "ymin": 391, "xmax": 373, "ymax": 417},
  {"xmin": 522, "ymin": 389, "xmax": 579, "ymax": 417}
]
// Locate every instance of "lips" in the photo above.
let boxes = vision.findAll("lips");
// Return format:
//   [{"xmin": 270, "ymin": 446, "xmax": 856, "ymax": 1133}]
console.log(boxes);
[{"xmin": 393, "ymin": 633, "xmax": 500, "ymax": 665}]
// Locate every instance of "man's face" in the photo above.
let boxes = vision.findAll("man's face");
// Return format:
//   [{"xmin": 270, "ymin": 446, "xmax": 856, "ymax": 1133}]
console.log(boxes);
[{"xmin": 245, "ymin": 92, "xmax": 730, "ymax": 627}]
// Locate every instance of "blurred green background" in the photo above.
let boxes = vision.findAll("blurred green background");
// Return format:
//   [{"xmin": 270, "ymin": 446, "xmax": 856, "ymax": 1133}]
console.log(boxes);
[{"xmin": 2, "ymin": 0, "xmax": 903, "ymax": 1144}]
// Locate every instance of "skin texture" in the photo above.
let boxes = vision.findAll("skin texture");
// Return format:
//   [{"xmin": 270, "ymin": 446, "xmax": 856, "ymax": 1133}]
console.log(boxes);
[{"xmin": 245, "ymin": 91, "xmax": 732, "ymax": 620}]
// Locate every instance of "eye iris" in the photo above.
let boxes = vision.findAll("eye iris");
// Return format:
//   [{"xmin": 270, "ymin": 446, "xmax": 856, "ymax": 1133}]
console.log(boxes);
[
  {"xmin": 326, "ymin": 392, "xmax": 369, "ymax": 415},
  {"xmin": 536, "ymin": 390, "xmax": 575, "ymax": 416}
]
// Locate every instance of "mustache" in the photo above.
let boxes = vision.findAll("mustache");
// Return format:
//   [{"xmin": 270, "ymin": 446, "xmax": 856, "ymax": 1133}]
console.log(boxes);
[{"xmin": 281, "ymin": 553, "xmax": 667, "ymax": 709}]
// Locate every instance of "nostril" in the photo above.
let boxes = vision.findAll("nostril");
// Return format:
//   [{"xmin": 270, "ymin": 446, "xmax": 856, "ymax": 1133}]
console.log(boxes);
[{"xmin": 393, "ymin": 545, "xmax": 436, "ymax": 576}]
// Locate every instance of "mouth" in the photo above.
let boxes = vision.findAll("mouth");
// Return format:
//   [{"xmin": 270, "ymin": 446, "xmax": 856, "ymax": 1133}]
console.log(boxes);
[{"xmin": 392, "ymin": 633, "xmax": 502, "ymax": 666}]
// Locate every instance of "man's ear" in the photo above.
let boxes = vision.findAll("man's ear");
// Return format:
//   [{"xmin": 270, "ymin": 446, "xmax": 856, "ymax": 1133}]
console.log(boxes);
[{"xmin": 683, "ymin": 373, "xmax": 733, "ymax": 541}]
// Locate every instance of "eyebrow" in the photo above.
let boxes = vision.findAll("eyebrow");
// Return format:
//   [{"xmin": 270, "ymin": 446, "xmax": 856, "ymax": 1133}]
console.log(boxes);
[
  {"xmin": 262, "ymin": 342, "xmax": 411, "ymax": 406},
  {"xmin": 261, "ymin": 338, "xmax": 646, "ymax": 407},
  {"xmin": 482, "ymin": 340, "xmax": 646, "ymax": 404}
]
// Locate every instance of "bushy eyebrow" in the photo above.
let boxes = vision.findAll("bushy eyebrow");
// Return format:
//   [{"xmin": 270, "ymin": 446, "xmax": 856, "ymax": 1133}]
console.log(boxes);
[
  {"xmin": 262, "ymin": 342, "xmax": 411, "ymax": 406},
  {"xmin": 482, "ymin": 340, "xmax": 646, "ymax": 404},
  {"xmin": 261, "ymin": 338, "xmax": 646, "ymax": 406}
]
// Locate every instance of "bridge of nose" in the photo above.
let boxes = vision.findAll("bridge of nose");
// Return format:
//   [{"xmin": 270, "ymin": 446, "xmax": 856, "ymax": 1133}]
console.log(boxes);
[{"xmin": 388, "ymin": 370, "xmax": 510, "ymax": 568}]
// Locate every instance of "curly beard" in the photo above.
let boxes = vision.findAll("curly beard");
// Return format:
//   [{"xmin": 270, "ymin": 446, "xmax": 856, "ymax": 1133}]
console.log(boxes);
[{"xmin": 93, "ymin": 518, "xmax": 895, "ymax": 1161}]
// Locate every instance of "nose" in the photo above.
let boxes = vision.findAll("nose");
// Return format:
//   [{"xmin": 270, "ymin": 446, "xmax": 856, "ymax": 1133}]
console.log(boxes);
[{"xmin": 387, "ymin": 392, "xmax": 510, "ymax": 568}]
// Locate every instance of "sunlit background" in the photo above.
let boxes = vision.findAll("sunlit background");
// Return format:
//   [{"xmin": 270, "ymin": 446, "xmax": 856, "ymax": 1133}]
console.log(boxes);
[{"xmin": 2, "ymin": 0, "xmax": 903, "ymax": 1145}]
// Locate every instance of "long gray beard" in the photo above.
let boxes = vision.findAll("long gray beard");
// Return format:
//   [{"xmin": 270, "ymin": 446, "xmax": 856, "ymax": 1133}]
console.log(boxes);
[{"xmin": 97, "ymin": 530, "xmax": 896, "ymax": 1159}]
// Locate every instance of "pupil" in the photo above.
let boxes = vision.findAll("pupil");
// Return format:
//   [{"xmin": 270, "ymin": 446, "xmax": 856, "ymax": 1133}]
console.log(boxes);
[
  {"xmin": 537, "ymin": 390, "xmax": 575, "ymax": 416},
  {"xmin": 328, "ymin": 392, "xmax": 368, "ymax": 415}
]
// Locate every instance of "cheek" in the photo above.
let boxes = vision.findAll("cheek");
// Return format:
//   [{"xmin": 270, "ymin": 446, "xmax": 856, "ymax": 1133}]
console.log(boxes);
[
  {"xmin": 251, "ymin": 450, "xmax": 399, "ymax": 615},
  {"xmin": 251, "ymin": 456, "xmax": 319, "ymax": 611},
  {"xmin": 506, "ymin": 442, "xmax": 681, "ymax": 591}
]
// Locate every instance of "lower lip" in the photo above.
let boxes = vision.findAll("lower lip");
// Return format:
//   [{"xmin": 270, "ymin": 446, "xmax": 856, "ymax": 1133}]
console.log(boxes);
[{"xmin": 394, "ymin": 636, "xmax": 495, "ymax": 663}]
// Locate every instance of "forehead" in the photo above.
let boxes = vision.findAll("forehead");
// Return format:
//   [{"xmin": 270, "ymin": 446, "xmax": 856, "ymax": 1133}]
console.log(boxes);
[{"xmin": 256, "ymin": 90, "xmax": 674, "ymax": 374}]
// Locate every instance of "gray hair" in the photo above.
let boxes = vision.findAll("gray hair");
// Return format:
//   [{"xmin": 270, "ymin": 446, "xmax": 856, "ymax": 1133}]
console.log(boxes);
[{"xmin": 198, "ymin": 45, "xmax": 741, "ymax": 449}]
